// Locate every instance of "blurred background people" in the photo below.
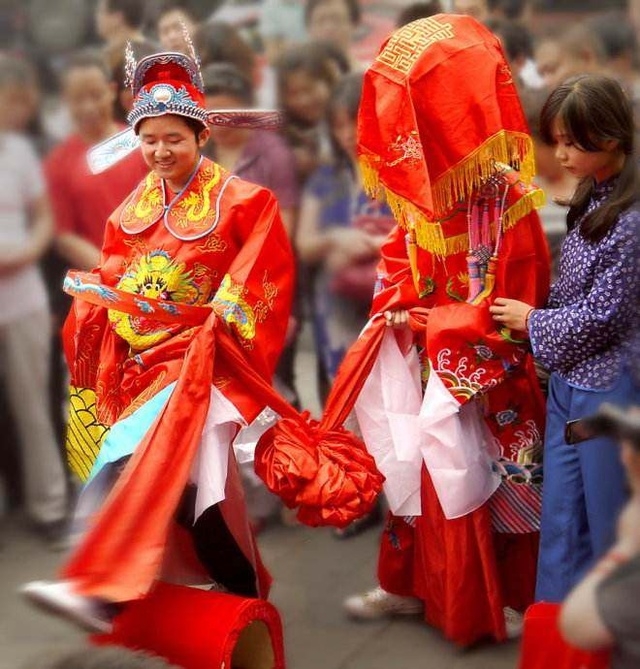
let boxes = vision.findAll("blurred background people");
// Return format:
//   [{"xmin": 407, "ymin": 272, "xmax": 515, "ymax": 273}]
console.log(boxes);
[
  {"xmin": 44, "ymin": 49, "xmax": 148, "ymax": 273},
  {"xmin": 452, "ymin": 0, "xmax": 490, "ymax": 23},
  {"xmin": 304, "ymin": 0, "xmax": 362, "ymax": 70},
  {"xmin": 489, "ymin": 18, "xmax": 544, "ymax": 90},
  {"xmin": 203, "ymin": 62, "xmax": 299, "ymax": 235},
  {"xmin": 95, "ymin": 0, "xmax": 149, "ymax": 74},
  {"xmin": 0, "ymin": 51, "xmax": 65, "ymax": 448},
  {"xmin": 534, "ymin": 23, "xmax": 606, "ymax": 91},
  {"xmin": 586, "ymin": 10, "xmax": 640, "ymax": 125},
  {"xmin": 259, "ymin": 0, "xmax": 307, "ymax": 66},
  {"xmin": 275, "ymin": 43, "xmax": 341, "ymax": 186},
  {"xmin": 295, "ymin": 72, "xmax": 391, "ymax": 401},
  {"xmin": 195, "ymin": 20, "xmax": 258, "ymax": 86},
  {"xmin": 453, "ymin": 0, "xmax": 534, "ymax": 24},
  {"xmin": 0, "ymin": 52, "xmax": 52, "ymax": 155},
  {"xmin": 110, "ymin": 38, "xmax": 157, "ymax": 124},
  {"xmin": 154, "ymin": 0, "xmax": 199, "ymax": 54},
  {"xmin": 486, "ymin": 0, "xmax": 534, "ymax": 23},
  {"xmin": 395, "ymin": 0, "xmax": 443, "ymax": 28},
  {"xmin": 0, "ymin": 54, "xmax": 68, "ymax": 550}
]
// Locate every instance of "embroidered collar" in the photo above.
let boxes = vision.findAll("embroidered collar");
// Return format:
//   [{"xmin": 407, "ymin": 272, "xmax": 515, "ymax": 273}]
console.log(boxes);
[{"xmin": 119, "ymin": 157, "xmax": 237, "ymax": 240}]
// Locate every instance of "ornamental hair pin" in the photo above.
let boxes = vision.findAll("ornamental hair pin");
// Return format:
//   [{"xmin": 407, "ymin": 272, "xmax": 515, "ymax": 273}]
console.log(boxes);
[
  {"xmin": 124, "ymin": 41, "xmax": 137, "ymax": 92},
  {"xmin": 181, "ymin": 20, "xmax": 202, "ymax": 85}
]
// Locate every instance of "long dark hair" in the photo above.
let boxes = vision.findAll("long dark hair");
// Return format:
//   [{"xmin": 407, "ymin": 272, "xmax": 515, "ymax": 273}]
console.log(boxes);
[
  {"xmin": 275, "ymin": 42, "xmax": 341, "ymax": 124},
  {"xmin": 327, "ymin": 72, "xmax": 363, "ymax": 167},
  {"xmin": 539, "ymin": 73, "xmax": 640, "ymax": 242}
]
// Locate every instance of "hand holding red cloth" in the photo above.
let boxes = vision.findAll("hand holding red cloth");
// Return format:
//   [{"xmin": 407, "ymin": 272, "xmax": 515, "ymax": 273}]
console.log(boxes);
[{"xmin": 255, "ymin": 308, "xmax": 430, "ymax": 527}]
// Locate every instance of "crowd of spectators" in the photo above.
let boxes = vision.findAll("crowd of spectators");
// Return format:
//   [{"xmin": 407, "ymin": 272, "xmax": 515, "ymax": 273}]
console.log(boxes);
[{"xmin": 0, "ymin": 0, "xmax": 637, "ymax": 547}]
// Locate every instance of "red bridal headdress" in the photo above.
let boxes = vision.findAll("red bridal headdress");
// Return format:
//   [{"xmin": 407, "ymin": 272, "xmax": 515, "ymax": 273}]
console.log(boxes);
[
  {"xmin": 358, "ymin": 14, "xmax": 542, "ymax": 256},
  {"xmin": 127, "ymin": 50, "xmax": 208, "ymax": 131}
]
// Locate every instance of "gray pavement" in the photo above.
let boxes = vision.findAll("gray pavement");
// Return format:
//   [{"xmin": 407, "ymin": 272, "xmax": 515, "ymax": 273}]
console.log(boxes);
[
  {"xmin": 0, "ymin": 516, "xmax": 521, "ymax": 669},
  {"xmin": 0, "ymin": 329, "xmax": 521, "ymax": 669}
]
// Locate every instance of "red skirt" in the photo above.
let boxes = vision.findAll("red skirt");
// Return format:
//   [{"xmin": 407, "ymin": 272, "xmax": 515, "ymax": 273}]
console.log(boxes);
[{"xmin": 378, "ymin": 466, "xmax": 538, "ymax": 646}]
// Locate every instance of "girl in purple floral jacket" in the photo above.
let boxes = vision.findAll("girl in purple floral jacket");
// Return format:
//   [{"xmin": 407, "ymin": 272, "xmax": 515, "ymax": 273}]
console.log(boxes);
[{"xmin": 490, "ymin": 74, "xmax": 640, "ymax": 602}]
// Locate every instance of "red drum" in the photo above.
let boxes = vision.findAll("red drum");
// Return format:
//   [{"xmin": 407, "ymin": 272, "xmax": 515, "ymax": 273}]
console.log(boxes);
[
  {"xmin": 518, "ymin": 602, "xmax": 610, "ymax": 669},
  {"xmin": 94, "ymin": 581, "xmax": 285, "ymax": 669}
]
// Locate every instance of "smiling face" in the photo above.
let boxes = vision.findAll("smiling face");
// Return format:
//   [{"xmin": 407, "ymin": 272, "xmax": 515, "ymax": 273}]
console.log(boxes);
[
  {"xmin": 138, "ymin": 114, "xmax": 210, "ymax": 191},
  {"xmin": 551, "ymin": 117, "xmax": 623, "ymax": 183}
]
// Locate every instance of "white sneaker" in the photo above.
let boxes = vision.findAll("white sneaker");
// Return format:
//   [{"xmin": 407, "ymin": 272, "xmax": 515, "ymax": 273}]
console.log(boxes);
[
  {"xmin": 19, "ymin": 580, "xmax": 113, "ymax": 634},
  {"xmin": 344, "ymin": 586, "xmax": 423, "ymax": 620},
  {"xmin": 503, "ymin": 606, "xmax": 524, "ymax": 639}
]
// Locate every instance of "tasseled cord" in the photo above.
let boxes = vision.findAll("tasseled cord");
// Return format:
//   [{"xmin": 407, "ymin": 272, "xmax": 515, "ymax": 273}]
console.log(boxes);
[
  {"xmin": 406, "ymin": 226, "xmax": 422, "ymax": 296},
  {"xmin": 469, "ymin": 180, "xmax": 510, "ymax": 305}
]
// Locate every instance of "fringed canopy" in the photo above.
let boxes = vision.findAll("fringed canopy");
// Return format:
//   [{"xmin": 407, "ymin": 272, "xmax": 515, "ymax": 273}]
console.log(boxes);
[{"xmin": 358, "ymin": 14, "xmax": 543, "ymax": 257}]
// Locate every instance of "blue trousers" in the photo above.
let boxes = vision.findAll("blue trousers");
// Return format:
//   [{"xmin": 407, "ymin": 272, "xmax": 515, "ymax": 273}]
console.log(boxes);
[{"xmin": 535, "ymin": 371, "xmax": 640, "ymax": 602}]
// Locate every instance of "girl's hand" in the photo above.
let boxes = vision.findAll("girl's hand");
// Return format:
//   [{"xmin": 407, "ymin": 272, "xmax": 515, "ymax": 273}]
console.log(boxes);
[
  {"xmin": 326, "ymin": 228, "xmax": 380, "ymax": 271},
  {"xmin": 383, "ymin": 309, "xmax": 409, "ymax": 328},
  {"xmin": 489, "ymin": 297, "xmax": 534, "ymax": 332}
]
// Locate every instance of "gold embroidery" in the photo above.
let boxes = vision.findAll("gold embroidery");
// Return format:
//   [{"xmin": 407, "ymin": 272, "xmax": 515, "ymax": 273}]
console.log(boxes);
[
  {"xmin": 119, "ymin": 371, "xmax": 168, "ymax": 421},
  {"xmin": 254, "ymin": 301, "xmax": 268, "ymax": 322},
  {"xmin": 96, "ymin": 367, "xmax": 125, "ymax": 425},
  {"xmin": 66, "ymin": 386, "xmax": 109, "ymax": 481},
  {"xmin": 214, "ymin": 376, "xmax": 231, "ymax": 390},
  {"xmin": 387, "ymin": 132, "xmax": 423, "ymax": 167},
  {"xmin": 254, "ymin": 271, "xmax": 279, "ymax": 323},
  {"xmin": 212, "ymin": 273, "xmax": 256, "ymax": 341},
  {"xmin": 196, "ymin": 233, "xmax": 229, "ymax": 254},
  {"xmin": 377, "ymin": 17, "xmax": 454, "ymax": 74},
  {"xmin": 498, "ymin": 64, "xmax": 514, "ymax": 86},
  {"xmin": 122, "ymin": 237, "xmax": 149, "ymax": 256},
  {"xmin": 191, "ymin": 262, "xmax": 214, "ymax": 300},
  {"xmin": 360, "ymin": 131, "xmax": 540, "ymax": 257},
  {"xmin": 108, "ymin": 250, "xmax": 202, "ymax": 351},
  {"xmin": 173, "ymin": 163, "xmax": 222, "ymax": 229},
  {"xmin": 262, "ymin": 271, "xmax": 278, "ymax": 311},
  {"xmin": 134, "ymin": 173, "xmax": 163, "ymax": 219}
]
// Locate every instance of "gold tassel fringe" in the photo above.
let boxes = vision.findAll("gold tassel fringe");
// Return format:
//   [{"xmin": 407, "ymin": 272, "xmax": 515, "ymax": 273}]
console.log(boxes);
[
  {"xmin": 502, "ymin": 187, "xmax": 546, "ymax": 231},
  {"xmin": 431, "ymin": 130, "xmax": 535, "ymax": 215},
  {"xmin": 360, "ymin": 130, "xmax": 542, "ymax": 258}
]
